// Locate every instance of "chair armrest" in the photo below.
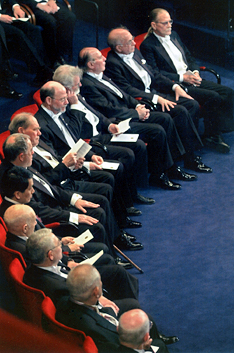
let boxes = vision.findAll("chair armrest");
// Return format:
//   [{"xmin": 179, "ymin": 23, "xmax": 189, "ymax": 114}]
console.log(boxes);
[
  {"xmin": 20, "ymin": 4, "xmax": 36, "ymax": 25},
  {"xmin": 200, "ymin": 66, "xmax": 221, "ymax": 84}
]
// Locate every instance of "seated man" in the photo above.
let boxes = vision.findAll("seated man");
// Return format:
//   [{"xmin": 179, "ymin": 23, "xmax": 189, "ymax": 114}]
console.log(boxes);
[
  {"xmin": 18, "ymin": 0, "xmax": 76, "ymax": 66},
  {"xmin": 24, "ymin": 228, "xmax": 140, "ymax": 303},
  {"xmin": 4, "ymin": 205, "xmax": 139, "ymax": 297},
  {"xmin": 78, "ymin": 47, "xmax": 212, "ymax": 187},
  {"xmin": 9, "ymin": 111, "xmax": 144, "ymax": 229},
  {"xmin": 140, "ymin": 8, "xmax": 234, "ymax": 150},
  {"xmin": 102, "ymin": 309, "xmax": 175, "ymax": 352},
  {"xmin": 0, "ymin": 135, "xmax": 143, "ymax": 257},
  {"xmin": 0, "ymin": 0, "xmax": 53, "ymax": 84},
  {"xmin": 56, "ymin": 263, "xmax": 178, "ymax": 351},
  {"xmin": 52, "ymin": 64, "xmax": 155, "ymax": 205}
]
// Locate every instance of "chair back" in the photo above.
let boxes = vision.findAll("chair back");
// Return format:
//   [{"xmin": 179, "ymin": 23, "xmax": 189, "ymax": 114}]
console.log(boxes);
[
  {"xmin": 33, "ymin": 89, "xmax": 42, "ymax": 107},
  {"xmin": 0, "ymin": 218, "xmax": 26, "ymax": 280},
  {"xmin": 11, "ymin": 104, "xmax": 39, "ymax": 121},
  {"xmin": 0, "ymin": 130, "xmax": 10, "ymax": 159},
  {"xmin": 42, "ymin": 296, "xmax": 98, "ymax": 353},
  {"xmin": 9, "ymin": 258, "xmax": 46, "ymax": 327},
  {"xmin": 100, "ymin": 47, "xmax": 111, "ymax": 58},
  {"xmin": 134, "ymin": 33, "xmax": 147, "ymax": 50}
]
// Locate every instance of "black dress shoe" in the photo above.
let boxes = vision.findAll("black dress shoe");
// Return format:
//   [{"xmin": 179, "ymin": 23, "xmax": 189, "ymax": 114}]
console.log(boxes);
[
  {"xmin": 126, "ymin": 206, "xmax": 142, "ymax": 216},
  {"xmin": 114, "ymin": 234, "xmax": 144, "ymax": 251},
  {"xmin": 168, "ymin": 166, "xmax": 197, "ymax": 181},
  {"xmin": 149, "ymin": 173, "xmax": 181, "ymax": 190},
  {"xmin": 0, "ymin": 85, "xmax": 23, "ymax": 100},
  {"xmin": 203, "ymin": 135, "xmax": 230, "ymax": 154},
  {"xmin": 134, "ymin": 194, "xmax": 155, "ymax": 204},
  {"xmin": 159, "ymin": 333, "xmax": 179, "ymax": 345},
  {"xmin": 184, "ymin": 157, "xmax": 212, "ymax": 173},
  {"xmin": 115, "ymin": 257, "xmax": 133, "ymax": 269},
  {"xmin": 120, "ymin": 217, "xmax": 142, "ymax": 229},
  {"xmin": 121, "ymin": 230, "xmax": 136, "ymax": 241}
]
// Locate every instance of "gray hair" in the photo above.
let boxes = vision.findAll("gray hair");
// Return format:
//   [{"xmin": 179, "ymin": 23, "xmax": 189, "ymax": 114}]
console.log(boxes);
[
  {"xmin": 66, "ymin": 264, "xmax": 100, "ymax": 302},
  {"xmin": 9, "ymin": 113, "xmax": 34, "ymax": 134},
  {"xmin": 26, "ymin": 228, "xmax": 53, "ymax": 264},
  {"xmin": 3, "ymin": 133, "xmax": 31, "ymax": 162},
  {"xmin": 53, "ymin": 65, "xmax": 83, "ymax": 89},
  {"xmin": 146, "ymin": 8, "xmax": 168, "ymax": 38}
]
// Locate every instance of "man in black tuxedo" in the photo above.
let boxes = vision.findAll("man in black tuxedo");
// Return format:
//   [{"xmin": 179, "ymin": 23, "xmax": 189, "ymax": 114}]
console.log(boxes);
[
  {"xmin": 0, "ymin": 0, "xmax": 52, "ymax": 84},
  {"xmin": 24, "ymin": 229, "xmax": 140, "ymax": 304},
  {"xmin": 78, "ymin": 47, "xmax": 213, "ymax": 189},
  {"xmin": 52, "ymin": 64, "xmax": 155, "ymax": 203},
  {"xmin": 102, "ymin": 309, "xmax": 172, "ymax": 353},
  {"xmin": 140, "ymin": 8, "xmax": 234, "ymax": 150},
  {"xmin": 0, "ymin": 134, "xmax": 143, "ymax": 255},
  {"xmin": 4, "ymin": 205, "xmax": 139, "ymax": 296},
  {"xmin": 18, "ymin": 0, "xmax": 76, "ymax": 66},
  {"xmin": 56, "ymin": 264, "xmax": 176, "ymax": 352},
  {"xmin": 9, "ymin": 110, "xmax": 146, "ymax": 229}
]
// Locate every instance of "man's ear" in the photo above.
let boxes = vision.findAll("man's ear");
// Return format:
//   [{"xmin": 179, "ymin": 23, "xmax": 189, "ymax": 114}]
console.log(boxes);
[
  {"xmin": 115, "ymin": 44, "xmax": 123, "ymax": 53},
  {"xmin": 47, "ymin": 249, "xmax": 53, "ymax": 261},
  {"xmin": 23, "ymin": 223, "xmax": 28, "ymax": 234},
  {"xmin": 87, "ymin": 60, "xmax": 94, "ymax": 70},
  {"xmin": 14, "ymin": 191, "xmax": 21, "ymax": 201},
  {"xmin": 18, "ymin": 152, "xmax": 25, "ymax": 162},
  {"xmin": 45, "ymin": 96, "xmax": 52, "ymax": 106},
  {"xmin": 151, "ymin": 21, "xmax": 157, "ymax": 31},
  {"xmin": 18, "ymin": 126, "xmax": 24, "ymax": 134}
]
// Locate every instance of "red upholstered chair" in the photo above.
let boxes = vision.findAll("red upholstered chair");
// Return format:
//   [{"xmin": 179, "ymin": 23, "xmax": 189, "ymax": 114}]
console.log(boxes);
[
  {"xmin": 0, "ymin": 130, "xmax": 10, "ymax": 159},
  {"xmin": 0, "ymin": 307, "xmax": 85, "ymax": 353},
  {"xmin": 134, "ymin": 33, "xmax": 221, "ymax": 84},
  {"xmin": 11, "ymin": 104, "xmax": 39, "ymax": 121},
  {"xmin": 9, "ymin": 258, "xmax": 46, "ymax": 327},
  {"xmin": 0, "ymin": 217, "xmax": 26, "ymax": 281},
  {"xmin": 100, "ymin": 47, "xmax": 110, "ymax": 58},
  {"xmin": 33, "ymin": 89, "xmax": 42, "ymax": 107},
  {"xmin": 42, "ymin": 296, "xmax": 98, "ymax": 353}
]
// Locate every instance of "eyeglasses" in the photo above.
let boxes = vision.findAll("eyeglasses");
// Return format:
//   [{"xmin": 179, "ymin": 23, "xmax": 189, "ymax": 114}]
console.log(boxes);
[
  {"xmin": 50, "ymin": 96, "xmax": 68, "ymax": 103},
  {"xmin": 47, "ymin": 240, "xmax": 62, "ymax": 255},
  {"xmin": 118, "ymin": 36, "xmax": 135, "ymax": 46},
  {"xmin": 155, "ymin": 20, "xmax": 173, "ymax": 26}
]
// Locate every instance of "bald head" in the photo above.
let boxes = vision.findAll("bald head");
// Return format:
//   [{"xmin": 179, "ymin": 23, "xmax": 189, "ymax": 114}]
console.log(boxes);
[
  {"xmin": 40, "ymin": 81, "xmax": 68, "ymax": 114},
  {"xmin": 66, "ymin": 264, "xmax": 102, "ymax": 303},
  {"xmin": 118, "ymin": 309, "xmax": 150, "ymax": 347},
  {"xmin": 4, "ymin": 204, "xmax": 37, "ymax": 238},
  {"xmin": 78, "ymin": 47, "xmax": 105, "ymax": 74},
  {"xmin": 108, "ymin": 28, "xmax": 130, "ymax": 49}
]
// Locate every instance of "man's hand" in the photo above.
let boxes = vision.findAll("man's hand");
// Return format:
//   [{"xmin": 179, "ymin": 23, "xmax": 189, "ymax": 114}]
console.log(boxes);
[
  {"xmin": 67, "ymin": 260, "xmax": 79, "ymax": 269},
  {"xmin": 91, "ymin": 154, "xmax": 103, "ymax": 165},
  {"xmin": 99, "ymin": 296, "xmax": 119, "ymax": 316},
  {"xmin": 47, "ymin": 0, "xmax": 59, "ymax": 12},
  {"xmin": 143, "ymin": 337, "xmax": 153, "ymax": 350},
  {"xmin": 74, "ymin": 157, "xmax": 84, "ymax": 170},
  {"xmin": 157, "ymin": 96, "xmax": 177, "ymax": 112},
  {"xmin": 0, "ymin": 15, "xmax": 13, "ymax": 23},
  {"xmin": 13, "ymin": 5, "xmax": 25, "ymax": 18},
  {"xmin": 36, "ymin": 3, "xmax": 53, "ymax": 13},
  {"xmin": 61, "ymin": 236, "xmax": 84, "ymax": 252},
  {"xmin": 108, "ymin": 123, "xmax": 120, "ymax": 135},
  {"xmin": 174, "ymin": 85, "xmax": 194, "ymax": 101},
  {"xmin": 66, "ymin": 88, "xmax": 79, "ymax": 104},
  {"xmin": 89, "ymin": 162, "xmax": 103, "ymax": 170},
  {"xmin": 136, "ymin": 104, "xmax": 150, "ymax": 121},
  {"xmin": 62, "ymin": 153, "xmax": 78, "ymax": 168},
  {"xmin": 78, "ymin": 214, "xmax": 99, "ymax": 225},
  {"xmin": 183, "ymin": 72, "xmax": 202, "ymax": 86},
  {"xmin": 75, "ymin": 199, "xmax": 100, "ymax": 213}
]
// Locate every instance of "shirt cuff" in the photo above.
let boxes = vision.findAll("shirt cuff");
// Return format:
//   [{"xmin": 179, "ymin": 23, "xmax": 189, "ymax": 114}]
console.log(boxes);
[
  {"xmin": 172, "ymin": 84, "xmax": 179, "ymax": 91},
  {"xmin": 152, "ymin": 94, "xmax": 158, "ymax": 104},
  {"xmin": 179, "ymin": 74, "xmax": 184, "ymax": 82},
  {"xmin": 70, "ymin": 193, "xmax": 82, "ymax": 206},
  {"xmin": 83, "ymin": 161, "xmax": 90, "ymax": 171},
  {"xmin": 69, "ymin": 212, "xmax": 79, "ymax": 224},
  {"xmin": 70, "ymin": 103, "xmax": 79, "ymax": 110}
]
